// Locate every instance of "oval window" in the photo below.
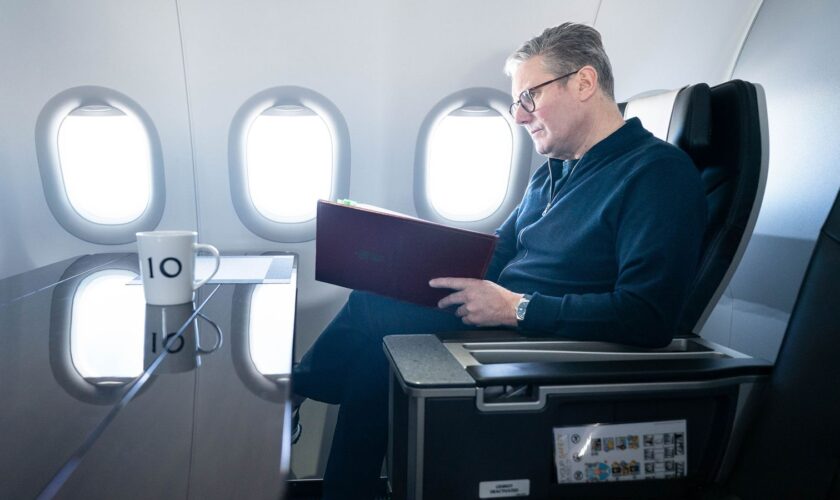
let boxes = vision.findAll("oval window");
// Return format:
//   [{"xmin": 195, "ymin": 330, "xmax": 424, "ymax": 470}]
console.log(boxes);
[
  {"xmin": 57, "ymin": 105, "xmax": 153, "ymax": 224},
  {"xmin": 246, "ymin": 105, "xmax": 333, "ymax": 223},
  {"xmin": 426, "ymin": 107, "xmax": 513, "ymax": 221}
]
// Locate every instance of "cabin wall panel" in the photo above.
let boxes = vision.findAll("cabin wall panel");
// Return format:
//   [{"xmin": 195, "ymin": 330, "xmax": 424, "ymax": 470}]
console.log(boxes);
[
  {"xmin": 711, "ymin": 0, "xmax": 840, "ymax": 361},
  {"xmin": 595, "ymin": 0, "xmax": 763, "ymax": 102},
  {"xmin": 0, "ymin": 0, "xmax": 197, "ymax": 280}
]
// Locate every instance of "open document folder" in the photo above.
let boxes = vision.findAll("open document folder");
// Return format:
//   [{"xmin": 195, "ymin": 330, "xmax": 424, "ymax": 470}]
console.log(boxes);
[{"xmin": 315, "ymin": 200, "xmax": 498, "ymax": 307}]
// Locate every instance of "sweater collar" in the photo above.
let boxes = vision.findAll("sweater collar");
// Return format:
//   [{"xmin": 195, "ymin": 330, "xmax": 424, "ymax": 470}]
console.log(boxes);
[{"xmin": 556, "ymin": 117, "xmax": 650, "ymax": 164}]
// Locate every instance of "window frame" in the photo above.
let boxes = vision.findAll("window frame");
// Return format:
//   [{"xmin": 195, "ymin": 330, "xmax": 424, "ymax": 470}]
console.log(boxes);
[
  {"xmin": 414, "ymin": 87, "xmax": 531, "ymax": 231},
  {"xmin": 35, "ymin": 86, "xmax": 165, "ymax": 244},
  {"xmin": 229, "ymin": 87, "xmax": 350, "ymax": 242}
]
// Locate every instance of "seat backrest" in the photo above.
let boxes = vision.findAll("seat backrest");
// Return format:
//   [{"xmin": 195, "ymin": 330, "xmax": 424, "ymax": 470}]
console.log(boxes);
[
  {"xmin": 726, "ymin": 189, "xmax": 840, "ymax": 499},
  {"xmin": 624, "ymin": 80, "xmax": 767, "ymax": 334}
]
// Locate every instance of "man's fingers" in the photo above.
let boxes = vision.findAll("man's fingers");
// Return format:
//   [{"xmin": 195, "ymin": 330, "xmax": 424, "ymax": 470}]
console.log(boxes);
[
  {"xmin": 429, "ymin": 277, "xmax": 477, "ymax": 289},
  {"xmin": 437, "ymin": 291, "xmax": 466, "ymax": 308}
]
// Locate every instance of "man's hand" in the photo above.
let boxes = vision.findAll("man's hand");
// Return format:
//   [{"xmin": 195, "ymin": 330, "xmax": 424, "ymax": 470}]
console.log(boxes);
[{"xmin": 429, "ymin": 277, "xmax": 522, "ymax": 327}]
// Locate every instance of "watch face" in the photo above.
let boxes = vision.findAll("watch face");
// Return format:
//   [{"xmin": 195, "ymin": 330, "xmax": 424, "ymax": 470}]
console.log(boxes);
[{"xmin": 516, "ymin": 297, "xmax": 530, "ymax": 321}]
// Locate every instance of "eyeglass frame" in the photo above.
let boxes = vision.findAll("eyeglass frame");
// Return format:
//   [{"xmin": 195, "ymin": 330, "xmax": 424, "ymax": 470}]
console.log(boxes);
[{"xmin": 509, "ymin": 69, "xmax": 580, "ymax": 117}]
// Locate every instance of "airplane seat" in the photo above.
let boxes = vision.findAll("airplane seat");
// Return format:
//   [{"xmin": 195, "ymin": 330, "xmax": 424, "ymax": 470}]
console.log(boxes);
[
  {"xmin": 624, "ymin": 80, "xmax": 766, "ymax": 335},
  {"xmin": 384, "ymin": 80, "xmax": 772, "ymax": 499},
  {"xmin": 719, "ymin": 189, "xmax": 840, "ymax": 499}
]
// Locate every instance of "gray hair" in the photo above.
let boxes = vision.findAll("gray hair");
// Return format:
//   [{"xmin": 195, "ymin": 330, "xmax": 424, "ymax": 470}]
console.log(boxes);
[{"xmin": 505, "ymin": 23, "xmax": 615, "ymax": 100}]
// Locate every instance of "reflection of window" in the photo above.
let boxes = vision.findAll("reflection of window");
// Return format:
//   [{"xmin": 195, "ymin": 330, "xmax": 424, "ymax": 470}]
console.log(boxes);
[
  {"xmin": 246, "ymin": 106, "xmax": 333, "ymax": 223},
  {"xmin": 70, "ymin": 270, "xmax": 145, "ymax": 379},
  {"xmin": 57, "ymin": 106, "xmax": 152, "ymax": 224},
  {"xmin": 426, "ymin": 107, "xmax": 513, "ymax": 221},
  {"xmin": 248, "ymin": 284, "xmax": 295, "ymax": 376}
]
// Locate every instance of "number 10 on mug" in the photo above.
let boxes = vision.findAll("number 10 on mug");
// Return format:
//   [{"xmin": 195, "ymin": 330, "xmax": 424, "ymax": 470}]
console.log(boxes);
[{"xmin": 135, "ymin": 230, "xmax": 220, "ymax": 305}]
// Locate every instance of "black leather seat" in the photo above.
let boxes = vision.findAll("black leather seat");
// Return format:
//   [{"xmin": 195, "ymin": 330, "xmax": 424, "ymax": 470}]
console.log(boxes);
[
  {"xmin": 624, "ymin": 80, "xmax": 766, "ymax": 335},
  {"xmin": 719, "ymin": 189, "xmax": 840, "ymax": 499}
]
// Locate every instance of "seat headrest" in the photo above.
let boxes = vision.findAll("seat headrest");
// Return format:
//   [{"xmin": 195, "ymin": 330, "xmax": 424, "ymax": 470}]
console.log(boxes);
[
  {"xmin": 623, "ymin": 89, "xmax": 680, "ymax": 141},
  {"xmin": 623, "ymin": 84, "xmax": 712, "ymax": 163},
  {"xmin": 667, "ymin": 83, "xmax": 712, "ymax": 161}
]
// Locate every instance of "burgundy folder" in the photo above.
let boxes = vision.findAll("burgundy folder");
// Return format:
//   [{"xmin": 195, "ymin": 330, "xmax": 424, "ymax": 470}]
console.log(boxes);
[{"xmin": 315, "ymin": 200, "xmax": 498, "ymax": 307}]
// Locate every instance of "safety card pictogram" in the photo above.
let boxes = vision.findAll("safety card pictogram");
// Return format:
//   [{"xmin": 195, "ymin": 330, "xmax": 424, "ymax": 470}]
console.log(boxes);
[{"xmin": 553, "ymin": 419, "xmax": 687, "ymax": 483}]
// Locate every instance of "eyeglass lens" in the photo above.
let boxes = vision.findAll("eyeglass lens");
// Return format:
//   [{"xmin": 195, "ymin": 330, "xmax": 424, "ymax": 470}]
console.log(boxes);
[
  {"xmin": 509, "ymin": 90, "xmax": 534, "ymax": 117},
  {"xmin": 520, "ymin": 91, "xmax": 535, "ymax": 112},
  {"xmin": 508, "ymin": 69, "xmax": 579, "ymax": 117}
]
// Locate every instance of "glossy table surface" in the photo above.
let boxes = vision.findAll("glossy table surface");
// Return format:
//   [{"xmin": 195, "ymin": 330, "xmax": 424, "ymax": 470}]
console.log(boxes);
[{"xmin": 0, "ymin": 253, "xmax": 296, "ymax": 499}]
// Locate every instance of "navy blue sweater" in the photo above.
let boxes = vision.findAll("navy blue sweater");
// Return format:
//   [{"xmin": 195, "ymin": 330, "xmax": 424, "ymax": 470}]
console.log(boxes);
[{"xmin": 486, "ymin": 118, "xmax": 706, "ymax": 347}]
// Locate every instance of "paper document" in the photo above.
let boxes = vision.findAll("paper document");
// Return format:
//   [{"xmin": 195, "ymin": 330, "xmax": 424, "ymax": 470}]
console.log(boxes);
[{"xmin": 198, "ymin": 255, "xmax": 293, "ymax": 283}]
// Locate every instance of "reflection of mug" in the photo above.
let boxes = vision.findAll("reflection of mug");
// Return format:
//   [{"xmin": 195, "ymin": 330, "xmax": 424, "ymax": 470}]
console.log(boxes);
[
  {"xmin": 143, "ymin": 303, "xmax": 223, "ymax": 373},
  {"xmin": 136, "ymin": 231, "xmax": 220, "ymax": 305}
]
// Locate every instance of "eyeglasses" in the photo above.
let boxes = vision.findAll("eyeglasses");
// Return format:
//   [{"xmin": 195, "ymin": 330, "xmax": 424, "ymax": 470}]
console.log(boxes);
[{"xmin": 509, "ymin": 69, "xmax": 580, "ymax": 117}]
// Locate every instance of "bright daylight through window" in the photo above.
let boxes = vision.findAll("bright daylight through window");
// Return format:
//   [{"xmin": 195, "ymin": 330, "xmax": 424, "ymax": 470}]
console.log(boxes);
[
  {"xmin": 246, "ymin": 106, "xmax": 333, "ymax": 223},
  {"xmin": 57, "ymin": 106, "xmax": 152, "ymax": 224},
  {"xmin": 71, "ymin": 270, "xmax": 145, "ymax": 380},
  {"xmin": 427, "ymin": 107, "xmax": 513, "ymax": 221}
]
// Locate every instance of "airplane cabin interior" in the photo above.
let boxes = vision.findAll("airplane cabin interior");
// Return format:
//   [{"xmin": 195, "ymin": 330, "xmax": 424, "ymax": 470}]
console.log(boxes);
[{"xmin": 1, "ymin": 1, "xmax": 839, "ymax": 499}]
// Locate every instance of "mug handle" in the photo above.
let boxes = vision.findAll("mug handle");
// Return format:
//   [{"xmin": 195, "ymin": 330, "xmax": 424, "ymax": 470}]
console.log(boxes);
[
  {"xmin": 196, "ymin": 313, "xmax": 224, "ymax": 354},
  {"xmin": 193, "ymin": 243, "xmax": 220, "ymax": 289}
]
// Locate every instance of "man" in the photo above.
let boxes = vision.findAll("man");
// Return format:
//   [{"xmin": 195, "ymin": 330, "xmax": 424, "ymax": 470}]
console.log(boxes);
[{"xmin": 293, "ymin": 22, "xmax": 705, "ymax": 499}]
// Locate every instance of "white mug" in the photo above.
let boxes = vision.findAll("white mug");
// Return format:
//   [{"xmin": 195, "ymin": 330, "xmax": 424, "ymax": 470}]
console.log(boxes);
[{"xmin": 136, "ymin": 230, "xmax": 220, "ymax": 305}]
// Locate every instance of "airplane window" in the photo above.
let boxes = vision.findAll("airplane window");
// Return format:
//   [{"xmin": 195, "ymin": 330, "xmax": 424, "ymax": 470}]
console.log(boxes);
[
  {"xmin": 229, "ymin": 87, "xmax": 350, "ymax": 242},
  {"xmin": 70, "ymin": 270, "xmax": 145, "ymax": 380},
  {"xmin": 247, "ymin": 284, "xmax": 295, "ymax": 376},
  {"xmin": 246, "ymin": 106, "xmax": 333, "ymax": 223},
  {"xmin": 36, "ymin": 86, "xmax": 165, "ymax": 244},
  {"xmin": 57, "ymin": 105, "xmax": 152, "ymax": 224},
  {"xmin": 426, "ymin": 107, "xmax": 513, "ymax": 221},
  {"xmin": 415, "ymin": 88, "xmax": 531, "ymax": 231}
]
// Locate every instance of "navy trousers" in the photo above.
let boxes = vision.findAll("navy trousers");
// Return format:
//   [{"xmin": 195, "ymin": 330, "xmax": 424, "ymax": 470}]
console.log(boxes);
[{"xmin": 293, "ymin": 291, "xmax": 472, "ymax": 500}]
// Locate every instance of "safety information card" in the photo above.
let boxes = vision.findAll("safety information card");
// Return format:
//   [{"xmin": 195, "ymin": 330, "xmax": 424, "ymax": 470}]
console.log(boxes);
[{"xmin": 553, "ymin": 420, "xmax": 687, "ymax": 483}]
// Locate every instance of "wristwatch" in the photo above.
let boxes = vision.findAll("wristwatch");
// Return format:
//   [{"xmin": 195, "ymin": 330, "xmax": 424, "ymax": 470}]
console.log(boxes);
[{"xmin": 515, "ymin": 294, "xmax": 532, "ymax": 322}]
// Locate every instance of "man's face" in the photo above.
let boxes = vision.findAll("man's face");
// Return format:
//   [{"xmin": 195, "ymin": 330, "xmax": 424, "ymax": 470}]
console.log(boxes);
[{"xmin": 511, "ymin": 56, "xmax": 580, "ymax": 159}]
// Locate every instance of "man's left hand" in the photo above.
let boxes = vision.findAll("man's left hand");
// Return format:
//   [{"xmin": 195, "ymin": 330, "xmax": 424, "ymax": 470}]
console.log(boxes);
[{"xmin": 429, "ymin": 277, "xmax": 521, "ymax": 327}]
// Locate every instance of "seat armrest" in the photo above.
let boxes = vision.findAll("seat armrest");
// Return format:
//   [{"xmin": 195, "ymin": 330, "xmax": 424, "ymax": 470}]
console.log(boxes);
[{"xmin": 467, "ymin": 358, "xmax": 772, "ymax": 387}]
